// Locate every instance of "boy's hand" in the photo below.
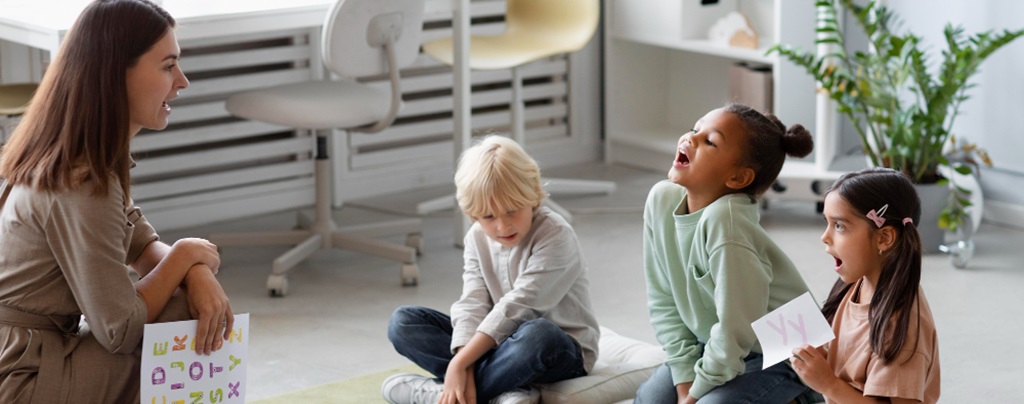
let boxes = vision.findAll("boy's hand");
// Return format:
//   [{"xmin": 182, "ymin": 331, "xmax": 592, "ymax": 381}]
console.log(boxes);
[
  {"xmin": 464, "ymin": 369, "xmax": 477, "ymax": 404},
  {"xmin": 440, "ymin": 366, "xmax": 475, "ymax": 404},
  {"xmin": 790, "ymin": 344, "xmax": 836, "ymax": 394}
]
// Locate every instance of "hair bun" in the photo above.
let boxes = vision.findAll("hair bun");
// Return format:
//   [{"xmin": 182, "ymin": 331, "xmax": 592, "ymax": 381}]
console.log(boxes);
[{"xmin": 782, "ymin": 124, "xmax": 814, "ymax": 158}]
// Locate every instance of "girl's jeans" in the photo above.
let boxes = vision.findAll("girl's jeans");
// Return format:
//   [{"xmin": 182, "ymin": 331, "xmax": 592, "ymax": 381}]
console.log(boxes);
[
  {"xmin": 634, "ymin": 347, "xmax": 818, "ymax": 404},
  {"xmin": 387, "ymin": 305, "xmax": 586, "ymax": 402}
]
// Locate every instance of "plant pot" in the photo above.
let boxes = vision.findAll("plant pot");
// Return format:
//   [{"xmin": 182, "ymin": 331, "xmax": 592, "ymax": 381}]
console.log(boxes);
[{"xmin": 915, "ymin": 183, "xmax": 951, "ymax": 254}]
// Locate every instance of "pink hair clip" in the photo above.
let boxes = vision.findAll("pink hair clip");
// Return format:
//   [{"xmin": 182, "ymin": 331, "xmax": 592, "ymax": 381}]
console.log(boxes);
[
  {"xmin": 866, "ymin": 204, "xmax": 889, "ymax": 228},
  {"xmin": 902, "ymin": 217, "xmax": 913, "ymax": 226}
]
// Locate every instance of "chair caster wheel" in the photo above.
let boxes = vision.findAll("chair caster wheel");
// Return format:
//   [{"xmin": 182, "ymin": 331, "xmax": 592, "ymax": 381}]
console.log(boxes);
[
  {"xmin": 267, "ymin": 275, "xmax": 289, "ymax": 297},
  {"xmin": 405, "ymin": 233, "xmax": 423, "ymax": 256},
  {"xmin": 400, "ymin": 264, "xmax": 419, "ymax": 287}
]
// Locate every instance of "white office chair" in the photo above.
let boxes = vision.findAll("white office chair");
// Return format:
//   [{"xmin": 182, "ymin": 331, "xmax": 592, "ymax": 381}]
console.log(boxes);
[
  {"xmin": 415, "ymin": 0, "xmax": 615, "ymax": 223},
  {"xmin": 209, "ymin": 0, "xmax": 424, "ymax": 296}
]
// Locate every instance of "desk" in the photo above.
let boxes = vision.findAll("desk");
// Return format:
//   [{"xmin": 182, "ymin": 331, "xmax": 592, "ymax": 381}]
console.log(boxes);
[{"xmin": 0, "ymin": 0, "xmax": 473, "ymax": 233}]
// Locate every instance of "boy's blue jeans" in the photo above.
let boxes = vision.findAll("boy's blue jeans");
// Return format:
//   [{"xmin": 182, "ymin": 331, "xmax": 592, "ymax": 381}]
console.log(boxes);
[
  {"xmin": 387, "ymin": 306, "xmax": 586, "ymax": 402},
  {"xmin": 634, "ymin": 347, "xmax": 817, "ymax": 404}
]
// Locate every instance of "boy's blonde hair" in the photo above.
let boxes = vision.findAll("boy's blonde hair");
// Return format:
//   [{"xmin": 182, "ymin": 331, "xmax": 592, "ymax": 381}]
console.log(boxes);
[{"xmin": 455, "ymin": 135, "xmax": 546, "ymax": 218}]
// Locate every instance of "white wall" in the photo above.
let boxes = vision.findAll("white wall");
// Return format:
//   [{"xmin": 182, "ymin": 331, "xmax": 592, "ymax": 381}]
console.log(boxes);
[{"xmin": 887, "ymin": 0, "xmax": 1024, "ymax": 224}]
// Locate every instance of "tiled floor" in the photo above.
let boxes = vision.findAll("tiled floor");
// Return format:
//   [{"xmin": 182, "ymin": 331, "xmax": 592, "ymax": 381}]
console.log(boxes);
[{"xmin": 163, "ymin": 164, "xmax": 1024, "ymax": 403}]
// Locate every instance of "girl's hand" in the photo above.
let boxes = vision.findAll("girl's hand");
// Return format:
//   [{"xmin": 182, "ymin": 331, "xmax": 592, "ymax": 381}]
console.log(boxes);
[
  {"xmin": 173, "ymin": 238, "xmax": 221, "ymax": 275},
  {"xmin": 790, "ymin": 344, "xmax": 836, "ymax": 394},
  {"xmin": 440, "ymin": 366, "xmax": 474, "ymax": 404},
  {"xmin": 675, "ymin": 382, "xmax": 696, "ymax": 404},
  {"xmin": 183, "ymin": 265, "xmax": 233, "ymax": 355}
]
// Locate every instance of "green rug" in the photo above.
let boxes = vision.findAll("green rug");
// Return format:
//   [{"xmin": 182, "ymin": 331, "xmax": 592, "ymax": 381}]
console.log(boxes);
[{"xmin": 250, "ymin": 364, "xmax": 425, "ymax": 403}]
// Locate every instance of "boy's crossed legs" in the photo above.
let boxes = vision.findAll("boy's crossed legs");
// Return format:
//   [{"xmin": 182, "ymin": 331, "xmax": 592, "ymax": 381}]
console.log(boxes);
[{"xmin": 387, "ymin": 306, "xmax": 585, "ymax": 403}]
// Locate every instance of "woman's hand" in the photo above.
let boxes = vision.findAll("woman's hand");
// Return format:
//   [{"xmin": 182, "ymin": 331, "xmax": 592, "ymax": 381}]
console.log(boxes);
[
  {"xmin": 790, "ymin": 344, "xmax": 837, "ymax": 394},
  {"xmin": 183, "ymin": 265, "xmax": 233, "ymax": 355},
  {"xmin": 440, "ymin": 365, "xmax": 475, "ymax": 404},
  {"xmin": 172, "ymin": 238, "xmax": 221, "ymax": 275}
]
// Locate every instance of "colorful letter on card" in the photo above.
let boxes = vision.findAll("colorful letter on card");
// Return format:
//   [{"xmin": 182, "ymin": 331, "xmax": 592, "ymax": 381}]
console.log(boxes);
[
  {"xmin": 750, "ymin": 293, "xmax": 834, "ymax": 369},
  {"xmin": 141, "ymin": 313, "xmax": 249, "ymax": 404}
]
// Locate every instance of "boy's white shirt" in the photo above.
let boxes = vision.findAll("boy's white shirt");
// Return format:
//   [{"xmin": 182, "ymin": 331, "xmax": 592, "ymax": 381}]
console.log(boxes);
[{"xmin": 450, "ymin": 206, "xmax": 601, "ymax": 373}]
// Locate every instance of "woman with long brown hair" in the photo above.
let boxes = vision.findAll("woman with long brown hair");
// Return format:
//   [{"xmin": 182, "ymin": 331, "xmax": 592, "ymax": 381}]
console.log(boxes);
[{"xmin": 0, "ymin": 1, "xmax": 233, "ymax": 402}]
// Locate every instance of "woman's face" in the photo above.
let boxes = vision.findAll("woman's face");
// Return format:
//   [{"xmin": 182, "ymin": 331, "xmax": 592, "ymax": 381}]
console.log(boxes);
[{"xmin": 126, "ymin": 28, "xmax": 189, "ymax": 136}]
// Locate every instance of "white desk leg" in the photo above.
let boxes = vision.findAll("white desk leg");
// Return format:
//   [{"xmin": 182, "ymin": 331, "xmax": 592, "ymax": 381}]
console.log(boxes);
[{"xmin": 452, "ymin": 0, "xmax": 471, "ymax": 247}]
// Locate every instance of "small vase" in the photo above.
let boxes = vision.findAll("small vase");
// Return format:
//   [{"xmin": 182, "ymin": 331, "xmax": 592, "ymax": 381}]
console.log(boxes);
[{"xmin": 940, "ymin": 219, "xmax": 974, "ymax": 269}]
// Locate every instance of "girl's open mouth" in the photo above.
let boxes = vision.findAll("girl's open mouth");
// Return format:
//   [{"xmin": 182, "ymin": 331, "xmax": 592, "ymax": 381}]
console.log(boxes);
[
  {"xmin": 675, "ymin": 149, "xmax": 690, "ymax": 167},
  {"xmin": 834, "ymin": 256, "xmax": 843, "ymax": 271}
]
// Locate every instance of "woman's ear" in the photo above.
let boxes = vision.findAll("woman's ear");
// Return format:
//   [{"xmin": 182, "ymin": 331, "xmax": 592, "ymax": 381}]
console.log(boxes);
[{"xmin": 725, "ymin": 167, "xmax": 755, "ymax": 190}]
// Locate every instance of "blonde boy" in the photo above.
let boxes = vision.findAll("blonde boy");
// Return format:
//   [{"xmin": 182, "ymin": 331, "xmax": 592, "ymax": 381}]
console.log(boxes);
[{"xmin": 384, "ymin": 135, "xmax": 600, "ymax": 404}]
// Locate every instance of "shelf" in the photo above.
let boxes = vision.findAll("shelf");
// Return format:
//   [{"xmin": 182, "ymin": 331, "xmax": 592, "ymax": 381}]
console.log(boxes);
[
  {"xmin": 611, "ymin": 35, "xmax": 774, "ymax": 65},
  {"xmin": 604, "ymin": 0, "xmax": 829, "ymax": 201},
  {"xmin": 778, "ymin": 160, "xmax": 842, "ymax": 181}
]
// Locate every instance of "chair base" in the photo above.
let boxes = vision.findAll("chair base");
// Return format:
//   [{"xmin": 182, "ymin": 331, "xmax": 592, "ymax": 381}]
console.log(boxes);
[
  {"xmin": 209, "ymin": 156, "xmax": 421, "ymax": 297},
  {"xmin": 210, "ymin": 222, "xmax": 421, "ymax": 297}
]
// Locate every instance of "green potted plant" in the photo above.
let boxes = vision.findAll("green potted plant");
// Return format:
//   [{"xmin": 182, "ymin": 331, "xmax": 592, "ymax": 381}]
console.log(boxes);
[{"xmin": 769, "ymin": 0, "xmax": 1023, "ymax": 251}]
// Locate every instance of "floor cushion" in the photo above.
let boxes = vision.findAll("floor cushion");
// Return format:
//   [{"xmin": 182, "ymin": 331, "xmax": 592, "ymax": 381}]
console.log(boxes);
[{"xmin": 538, "ymin": 327, "xmax": 665, "ymax": 404}]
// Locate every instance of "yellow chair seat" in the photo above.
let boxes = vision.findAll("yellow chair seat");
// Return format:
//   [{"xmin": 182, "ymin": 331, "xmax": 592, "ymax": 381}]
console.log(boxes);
[
  {"xmin": 422, "ymin": 0, "xmax": 598, "ymax": 70},
  {"xmin": 0, "ymin": 83, "xmax": 37, "ymax": 116}
]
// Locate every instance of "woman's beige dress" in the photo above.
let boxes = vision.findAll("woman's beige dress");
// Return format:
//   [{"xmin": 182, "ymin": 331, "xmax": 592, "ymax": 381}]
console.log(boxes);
[{"xmin": 0, "ymin": 178, "xmax": 190, "ymax": 403}]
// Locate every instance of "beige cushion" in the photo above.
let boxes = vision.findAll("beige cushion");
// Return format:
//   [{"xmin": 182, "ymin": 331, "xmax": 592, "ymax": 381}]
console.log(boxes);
[{"xmin": 538, "ymin": 327, "xmax": 664, "ymax": 404}]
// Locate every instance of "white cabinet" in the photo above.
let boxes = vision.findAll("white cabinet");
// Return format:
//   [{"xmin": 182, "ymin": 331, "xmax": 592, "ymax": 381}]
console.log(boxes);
[{"xmin": 604, "ymin": 0, "xmax": 840, "ymax": 197}]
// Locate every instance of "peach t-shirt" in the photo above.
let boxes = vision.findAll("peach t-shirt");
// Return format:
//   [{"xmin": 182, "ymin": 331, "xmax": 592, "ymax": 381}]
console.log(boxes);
[{"xmin": 825, "ymin": 279, "xmax": 940, "ymax": 403}]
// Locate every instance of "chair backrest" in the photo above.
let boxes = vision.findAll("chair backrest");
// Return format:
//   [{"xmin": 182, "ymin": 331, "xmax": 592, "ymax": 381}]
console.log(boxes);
[
  {"xmin": 506, "ymin": 0, "xmax": 599, "ymax": 54},
  {"xmin": 321, "ymin": 0, "xmax": 424, "ymax": 78},
  {"xmin": 0, "ymin": 83, "xmax": 37, "ymax": 116}
]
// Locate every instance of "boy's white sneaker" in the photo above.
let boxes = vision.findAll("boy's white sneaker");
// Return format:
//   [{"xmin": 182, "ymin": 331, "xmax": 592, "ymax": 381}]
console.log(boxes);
[
  {"xmin": 489, "ymin": 386, "xmax": 541, "ymax": 404},
  {"xmin": 381, "ymin": 372, "xmax": 444, "ymax": 404}
]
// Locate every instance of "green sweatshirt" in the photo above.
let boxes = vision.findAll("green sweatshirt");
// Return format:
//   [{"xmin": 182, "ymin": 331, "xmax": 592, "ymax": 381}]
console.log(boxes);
[{"xmin": 643, "ymin": 180, "xmax": 810, "ymax": 398}]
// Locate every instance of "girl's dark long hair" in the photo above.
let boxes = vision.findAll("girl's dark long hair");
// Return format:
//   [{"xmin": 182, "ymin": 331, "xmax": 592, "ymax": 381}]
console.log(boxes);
[
  {"xmin": 820, "ymin": 167, "xmax": 923, "ymax": 363},
  {"xmin": 0, "ymin": 0, "xmax": 174, "ymax": 200}
]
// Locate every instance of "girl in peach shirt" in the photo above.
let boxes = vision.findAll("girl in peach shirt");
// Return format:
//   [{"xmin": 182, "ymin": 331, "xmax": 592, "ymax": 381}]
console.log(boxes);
[{"xmin": 791, "ymin": 167, "xmax": 940, "ymax": 403}]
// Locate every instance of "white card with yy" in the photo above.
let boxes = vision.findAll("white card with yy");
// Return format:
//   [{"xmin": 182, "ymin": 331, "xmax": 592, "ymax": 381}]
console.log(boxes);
[{"xmin": 751, "ymin": 292, "xmax": 835, "ymax": 369}]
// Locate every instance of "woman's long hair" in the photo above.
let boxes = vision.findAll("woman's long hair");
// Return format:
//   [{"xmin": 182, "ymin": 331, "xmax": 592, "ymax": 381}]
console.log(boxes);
[
  {"xmin": 820, "ymin": 167, "xmax": 923, "ymax": 363},
  {"xmin": 0, "ymin": 0, "xmax": 174, "ymax": 200}
]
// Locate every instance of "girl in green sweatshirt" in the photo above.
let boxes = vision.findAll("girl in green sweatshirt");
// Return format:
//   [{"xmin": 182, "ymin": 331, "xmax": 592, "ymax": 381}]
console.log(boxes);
[{"xmin": 636, "ymin": 104, "xmax": 818, "ymax": 403}]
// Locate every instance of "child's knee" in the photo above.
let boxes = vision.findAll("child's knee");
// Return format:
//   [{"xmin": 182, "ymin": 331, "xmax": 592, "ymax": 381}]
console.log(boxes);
[
  {"xmin": 387, "ymin": 306, "xmax": 420, "ymax": 340},
  {"xmin": 512, "ymin": 318, "xmax": 564, "ymax": 345}
]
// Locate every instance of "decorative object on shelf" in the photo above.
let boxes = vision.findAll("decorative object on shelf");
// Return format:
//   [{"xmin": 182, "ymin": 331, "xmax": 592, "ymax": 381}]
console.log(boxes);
[
  {"xmin": 769, "ymin": 0, "xmax": 1023, "ymax": 252},
  {"xmin": 728, "ymin": 63, "xmax": 772, "ymax": 113},
  {"xmin": 708, "ymin": 11, "xmax": 758, "ymax": 49}
]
